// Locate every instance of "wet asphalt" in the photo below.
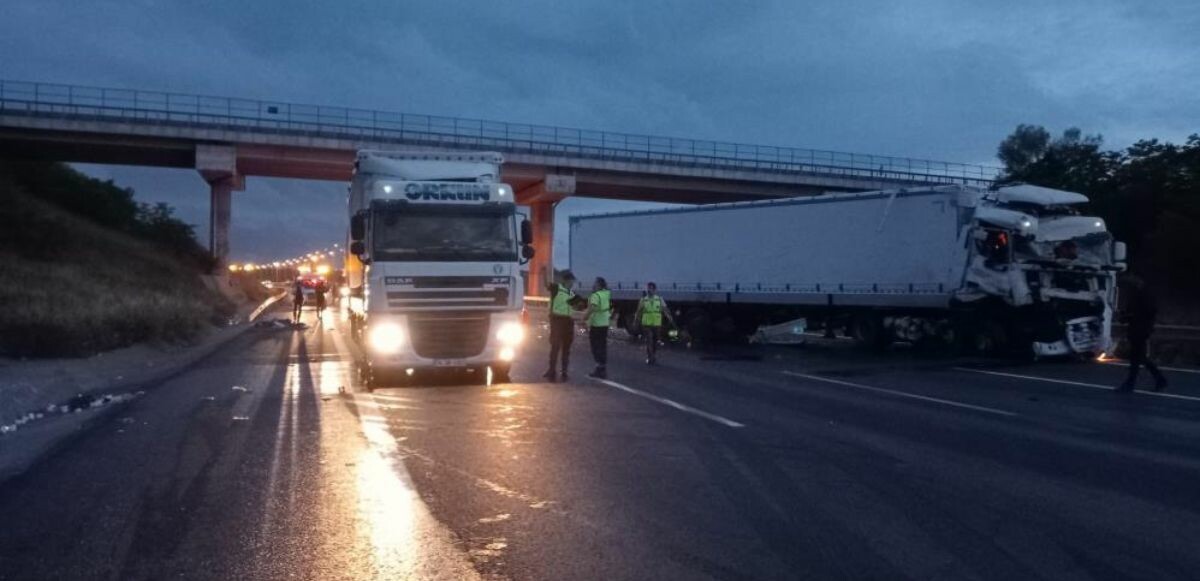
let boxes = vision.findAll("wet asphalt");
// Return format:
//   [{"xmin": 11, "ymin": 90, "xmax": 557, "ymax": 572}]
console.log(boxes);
[{"xmin": 2, "ymin": 305, "xmax": 1200, "ymax": 580}]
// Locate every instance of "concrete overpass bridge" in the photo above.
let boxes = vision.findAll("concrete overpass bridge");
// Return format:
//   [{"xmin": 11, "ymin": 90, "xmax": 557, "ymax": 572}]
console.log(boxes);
[{"xmin": 0, "ymin": 80, "xmax": 999, "ymax": 292}]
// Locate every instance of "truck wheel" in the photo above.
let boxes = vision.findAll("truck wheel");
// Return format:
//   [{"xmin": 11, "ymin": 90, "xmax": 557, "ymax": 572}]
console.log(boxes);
[
  {"xmin": 973, "ymin": 321, "xmax": 1008, "ymax": 356},
  {"xmin": 851, "ymin": 313, "xmax": 889, "ymax": 350},
  {"xmin": 490, "ymin": 364, "xmax": 512, "ymax": 384}
]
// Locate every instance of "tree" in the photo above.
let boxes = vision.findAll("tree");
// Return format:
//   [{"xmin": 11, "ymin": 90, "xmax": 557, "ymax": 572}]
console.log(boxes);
[
  {"xmin": 995, "ymin": 126, "xmax": 1200, "ymax": 295},
  {"xmin": 996, "ymin": 124, "xmax": 1050, "ymax": 176}
]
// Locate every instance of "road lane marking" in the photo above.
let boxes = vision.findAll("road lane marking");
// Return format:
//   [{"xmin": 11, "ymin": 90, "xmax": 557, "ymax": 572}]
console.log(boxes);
[
  {"xmin": 954, "ymin": 367, "xmax": 1200, "ymax": 403},
  {"xmin": 1100, "ymin": 361, "xmax": 1200, "ymax": 375},
  {"xmin": 782, "ymin": 371, "xmax": 1018, "ymax": 417},
  {"xmin": 590, "ymin": 378, "xmax": 745, "ymax": 428}
]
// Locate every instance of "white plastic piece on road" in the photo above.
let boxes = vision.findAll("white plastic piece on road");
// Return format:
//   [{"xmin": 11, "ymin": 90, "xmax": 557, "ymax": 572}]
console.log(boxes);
[
  {"xmin": 954, "ymin": 367, "xmax": 1200, "ymax": 403},
  {"xmin": 590, "ymin": 378, "xmax": 745, "ymax": 428},
  {"xmin": 783, "ymin": 371, "xmax": 1018, "ymax": 417}
]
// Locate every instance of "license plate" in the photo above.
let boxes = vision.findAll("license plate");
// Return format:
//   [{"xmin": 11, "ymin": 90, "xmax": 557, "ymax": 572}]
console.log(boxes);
[{"xmin": 434, "ymin": 359, "xmax": 465, "ymax": 367}]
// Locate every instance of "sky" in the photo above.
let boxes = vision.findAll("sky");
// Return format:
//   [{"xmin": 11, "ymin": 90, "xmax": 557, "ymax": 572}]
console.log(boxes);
[{"xmin": 4, "ymin": 0, "xmax": 1198, "ymax": 264}]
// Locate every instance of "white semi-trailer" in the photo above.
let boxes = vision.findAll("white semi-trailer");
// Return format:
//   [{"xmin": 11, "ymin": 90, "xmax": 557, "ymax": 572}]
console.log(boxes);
[
  {"xmin": 569, "ymin": 184, "xmax": 1126, "ymax": 357},
  {"xmin": 345, "ymin": 151, "xmax": 534, "ymax": 386}
]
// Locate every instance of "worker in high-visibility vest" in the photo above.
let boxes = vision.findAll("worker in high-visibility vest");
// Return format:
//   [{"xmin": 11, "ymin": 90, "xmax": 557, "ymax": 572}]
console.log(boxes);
[
  {"xmin": 634, "ymin": 282, "xmax": 675, "ymax": 365},
  {"xmin": 583, "ymin": 277, "xmax": 612, "ymax": 379},
  {"xmin": 543, "ymin": 270, "xmax": 577, "ymax": 382}
]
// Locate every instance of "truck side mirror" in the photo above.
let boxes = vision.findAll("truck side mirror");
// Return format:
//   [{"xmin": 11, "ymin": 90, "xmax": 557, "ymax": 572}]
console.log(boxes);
[
  {"xmin": 520, "ymin": 219, "xmax": 533, "ymax": 245},
  {"xmin": 350, "ymin": 240, "xmax": 365, "ymax": 256},
  {"xmin": 522, "ymin": 245, "xmax": 535, "ymax": 260},
  {"xmin": 1113, "ymin": 241, "xmax": 1127, "ymax": 263},
  {"xmin": 350, "ymin": 213, "xmax": 366, "ymax": 241}
]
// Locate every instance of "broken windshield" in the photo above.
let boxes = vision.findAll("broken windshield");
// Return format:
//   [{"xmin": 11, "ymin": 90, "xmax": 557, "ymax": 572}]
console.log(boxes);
[{"xmin": 372, "ymin": 205, "xmax": 516, "ymax": 262}]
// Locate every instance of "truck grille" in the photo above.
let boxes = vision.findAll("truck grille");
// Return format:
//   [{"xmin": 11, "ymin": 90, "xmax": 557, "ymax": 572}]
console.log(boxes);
[
  {"xmin": 408, "ymin": 314, "xmax": 490, "ymax": 359},
  {"xmin": 386, "ymin": 276, "xmax": 511, "ymax": 309}
]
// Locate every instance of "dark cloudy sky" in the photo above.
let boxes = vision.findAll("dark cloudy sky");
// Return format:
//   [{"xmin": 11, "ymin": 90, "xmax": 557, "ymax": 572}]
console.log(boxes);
[{"xmin": 4, "ymin": 0, "xmax": 1197, "ymax": 264}]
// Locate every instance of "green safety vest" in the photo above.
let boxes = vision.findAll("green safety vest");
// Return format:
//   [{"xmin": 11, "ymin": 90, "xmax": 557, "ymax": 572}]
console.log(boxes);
[
  {"xmin": 640, "ymin": 295, "xmax": 664, "ymax": 327},
  {"xmin": 588, "ymin": 289, "xmax": 611, "ymax": 328},
  {"xmin": 551, "ymin": 284, "xmax": 574, "ymax": 317}
]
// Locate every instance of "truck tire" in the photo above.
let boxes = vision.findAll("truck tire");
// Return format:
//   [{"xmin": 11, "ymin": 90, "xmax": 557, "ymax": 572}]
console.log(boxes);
[
  {"xmin": 851, "ymin": 313, "xmax": 889, "ymax": 350},
  {"xmin": 972, "ymin": 320, "xmax": 1008, "ymax": 356},
  {"xmin": 490, "ymin": 364, "xmax": 512, "ymax": 384}
]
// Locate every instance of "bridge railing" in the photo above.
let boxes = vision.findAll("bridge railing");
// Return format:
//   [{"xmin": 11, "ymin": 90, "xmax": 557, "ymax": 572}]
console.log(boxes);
[{"xmin": 0, "ymin": 80, "xmax": 1000, "ymax": 185}]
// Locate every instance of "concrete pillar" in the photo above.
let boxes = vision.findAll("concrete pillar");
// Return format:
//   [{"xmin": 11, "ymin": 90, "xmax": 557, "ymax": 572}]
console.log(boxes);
[
  {"xmin": 195, "ymin": 144, "xmax": 243, "ymax": 266},
  {"xmin": 517, "ymin": 175, "xmax": 575, "ymax": 296},
  {"xmin": 528, "ymin": 201, "xmax": 555, "ymax": 296},
  {"xmin": 208, "ymin": 177, "xmax": 235, "ymax": 265}
]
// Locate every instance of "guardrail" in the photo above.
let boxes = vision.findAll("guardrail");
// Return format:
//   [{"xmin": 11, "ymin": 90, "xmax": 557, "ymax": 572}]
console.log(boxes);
[
  {"xmin": 0, "ymin": 79, "xmax": 1001, "ymax": 186},
  {"xmin": 608, "ymin": 281, "xmax": 949, "ymax": 294}
]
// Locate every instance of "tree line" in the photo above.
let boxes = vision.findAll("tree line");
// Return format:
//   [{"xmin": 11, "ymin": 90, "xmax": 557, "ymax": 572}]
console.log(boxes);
[
  {"xmin": 0, "ymin": 160, "xmax": 213, "ymax": 270},
  {"xmin": 997, "ymin": 126, "xmax": 1200, "ymax": 295}
]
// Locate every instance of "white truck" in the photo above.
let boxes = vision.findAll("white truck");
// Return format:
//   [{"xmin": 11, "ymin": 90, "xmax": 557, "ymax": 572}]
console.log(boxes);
[
  {"xmin": 569, "ymin": 184, "xmax": 1126, "ymax": 357},
  {"xmin": 345, "ymin": 151, "xmax": 534, "ymax": 386}
]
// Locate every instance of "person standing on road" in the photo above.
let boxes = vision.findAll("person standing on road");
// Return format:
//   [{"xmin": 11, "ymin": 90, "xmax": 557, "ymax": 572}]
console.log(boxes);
[
  {"xmin": 292, "ymin": 279, "xmax": 305, "ymax": 323},
  {"xmin": 634, "ymin": 282, "xmax": 675, "ymax": 365},
  {"xmin": 1118, "ymin": 276, "xmax": 1168, "ymax": 392},
  {"xmin": 543, "ymin": 270, "xmax": 577, "ymax": 382},
  {"xmin": 584, "ymin": 277, "xmax": 612, "ymax": 379},
  {"xmin": 314, "ymin": 281, "xmax": 327, "ymax": 323}
]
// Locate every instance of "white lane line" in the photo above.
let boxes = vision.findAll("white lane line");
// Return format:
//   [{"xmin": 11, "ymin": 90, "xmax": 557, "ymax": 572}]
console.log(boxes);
[
  {"xmin": 782, "ymin": 371, "xmax": 1018, "ymax": 417},
  {"xmin": 1100, "ymin": 361, "xmax": 1200, "ymax": 375},
  {"xmin": 954, "ymin": 367, "xmax": 1200, "ymax": 403},
  {"xmin": 590, "ymin": 378, "xmax": 745, "ymax": 428}
]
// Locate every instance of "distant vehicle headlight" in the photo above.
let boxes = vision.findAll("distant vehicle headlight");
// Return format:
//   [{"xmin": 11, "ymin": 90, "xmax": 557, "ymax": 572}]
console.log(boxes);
[
  {"xmin": 368, "ymin": 322, "xmax": 405, "ymax": 354},
  {"xmin": 496, "ymin": 321, "xmax": 525, "ymax": 345}
]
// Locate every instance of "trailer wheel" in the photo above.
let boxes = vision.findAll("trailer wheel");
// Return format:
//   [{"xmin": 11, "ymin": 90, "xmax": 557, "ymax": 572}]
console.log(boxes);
[
  {"xmin": 851, "ymin": 313, "xmax": 889, "ymax": 350},
  {"xmin": 683, "ymin": 309, "xmax": 713, "ymax": 349}
]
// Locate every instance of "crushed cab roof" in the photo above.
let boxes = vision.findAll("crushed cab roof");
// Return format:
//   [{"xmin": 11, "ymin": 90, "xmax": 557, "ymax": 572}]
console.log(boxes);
[{"xmin": 995, "ymin": 184, "xmax": 1088, "ymax": 206}]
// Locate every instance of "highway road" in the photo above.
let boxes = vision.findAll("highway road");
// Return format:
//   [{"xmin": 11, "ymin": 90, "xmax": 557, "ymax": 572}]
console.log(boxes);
[{"xmin": 2, "ymin": 306, "xmax": 1200, "ymax": 580}]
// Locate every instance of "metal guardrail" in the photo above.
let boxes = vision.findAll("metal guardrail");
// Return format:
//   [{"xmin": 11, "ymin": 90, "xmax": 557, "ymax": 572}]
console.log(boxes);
[
  {"xmin": 609, "ymin": 281, "xmax": 948, "ymax": 294},
  {"xmin": 0, "ymin": 79, "xmax": 1000, "ymax": 186}
]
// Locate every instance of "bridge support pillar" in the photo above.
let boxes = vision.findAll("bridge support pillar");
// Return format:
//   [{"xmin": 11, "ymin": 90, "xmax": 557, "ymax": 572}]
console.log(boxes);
[
  {"xmin": 528, "ymin": 201, "xmax": 555, "ymax": 296},
  {"xmin": 196, "ymin": 144, "xmax": 244, "ymax": 266},
  {"xmin": 206, "ymin": 176, "xmax": 243, "ymax": 265},
  {"xmin": 517, "ymin": 175, "xmax": 575, "ymax": 296}
]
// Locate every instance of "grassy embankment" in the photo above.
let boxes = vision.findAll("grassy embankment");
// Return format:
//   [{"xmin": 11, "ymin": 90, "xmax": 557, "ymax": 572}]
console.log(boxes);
[{"xmin": 0, "ymin": 162, "xmax": 234, "ymax": 357}]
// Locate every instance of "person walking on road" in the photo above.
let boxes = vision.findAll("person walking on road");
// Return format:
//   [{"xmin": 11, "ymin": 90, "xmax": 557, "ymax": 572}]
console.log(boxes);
[
  {"xmin": 634, "ymin": 282, "xmax": 675, "ymax": 365},
  {"xmin": 314, "ymin": 281, "xmax": 327, "ymax": 323},
  {"xmin": 584, "ymin": 277, "xmax": 612, "ymax": 379},
  {"xmin": 292, "ymin": 279, "xmax": 305, "ymax": 323},
  {"xmin": 544, "ymin": 270, "xmax": 577, "ymax": 382},
  {"xmin": 1118, "ymin": 276, "xmax": 1167, "ymax": 392}
]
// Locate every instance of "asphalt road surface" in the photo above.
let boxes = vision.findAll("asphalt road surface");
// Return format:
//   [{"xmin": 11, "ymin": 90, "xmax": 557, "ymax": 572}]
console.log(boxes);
[{"xmin": 3, "ymin": 306, "xmax": 1200, "ymax": 580}]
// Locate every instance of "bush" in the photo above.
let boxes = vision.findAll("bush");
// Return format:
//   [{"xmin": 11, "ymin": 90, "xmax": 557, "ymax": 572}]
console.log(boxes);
[{"xmin": 0, "ymin": 165, "xmax": 232, "ymax": 357}]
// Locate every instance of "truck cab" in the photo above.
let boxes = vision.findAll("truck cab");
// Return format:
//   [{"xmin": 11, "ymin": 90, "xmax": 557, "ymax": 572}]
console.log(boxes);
[
  {"xmin": 961, "ymin": 184, "xmax": 1126, "ymax": 356},
  {"xmin": 345, "ymin": 151, "xmax": 533, "ymax": 387}
]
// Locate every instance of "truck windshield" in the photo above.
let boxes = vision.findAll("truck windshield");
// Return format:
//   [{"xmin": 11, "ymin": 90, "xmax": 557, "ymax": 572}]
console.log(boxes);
[{"xmin": 372, "ymin": 206, "xmax": 516, "ymax": 262}]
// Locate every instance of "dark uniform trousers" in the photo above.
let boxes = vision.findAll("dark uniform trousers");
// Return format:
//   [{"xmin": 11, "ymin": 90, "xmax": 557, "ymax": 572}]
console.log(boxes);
[{"xmin": 548, "ymin": 315, "xmax": 574, "ymax": 373}]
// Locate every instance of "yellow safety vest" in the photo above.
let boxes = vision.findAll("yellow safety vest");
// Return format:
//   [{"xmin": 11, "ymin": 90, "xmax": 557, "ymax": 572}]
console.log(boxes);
[
  {"xmin": 640, "ymin": 295, "xmax": 664, "ymax": 327},
  {"xmin": 551, "ymin": 284, "xmax": 574, "ymax": 317},
  {"xmin": 588, "ymin": 289, "xmax": 611, "ymax": 328}
]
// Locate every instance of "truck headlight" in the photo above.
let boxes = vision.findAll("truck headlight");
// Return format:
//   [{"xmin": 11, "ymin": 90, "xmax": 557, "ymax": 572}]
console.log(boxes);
[
  {"xmin": 496, "ymin": 321, "xmax": 525, "ymax": 345},
  {"xmin": 368, "ymin": 322, "xmax": 405, "ymax": 354}
]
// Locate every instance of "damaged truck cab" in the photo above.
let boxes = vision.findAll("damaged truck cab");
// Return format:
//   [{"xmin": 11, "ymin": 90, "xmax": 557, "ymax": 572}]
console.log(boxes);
[{"xmin": 959, "ymin": 185, "xmax": 1126, "ymax": 357}]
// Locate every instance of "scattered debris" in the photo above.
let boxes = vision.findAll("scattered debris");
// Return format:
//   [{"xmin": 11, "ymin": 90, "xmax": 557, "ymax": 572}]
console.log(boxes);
[
  {"xmin": 232, "ymin": 416, "xmax": 251, "ymax": 421},
  {"xmin": 201, "ymin": 396, "xmax": 216, "ymax": 401},
  {"xmin": 231, "ymin": 385, "xmax": 250, "ymax": 392}
]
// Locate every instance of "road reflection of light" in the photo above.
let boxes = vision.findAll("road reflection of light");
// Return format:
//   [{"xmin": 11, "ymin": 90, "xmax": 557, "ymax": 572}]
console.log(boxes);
[
  {"xmin": 495, "ymin": 388, "xmax": 519, "ymax": 399},
  {"xmin": 356, "ymin": 444, "xmax": 419, "ymax": 569}
]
